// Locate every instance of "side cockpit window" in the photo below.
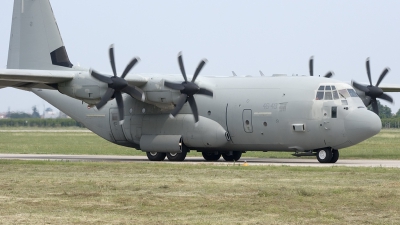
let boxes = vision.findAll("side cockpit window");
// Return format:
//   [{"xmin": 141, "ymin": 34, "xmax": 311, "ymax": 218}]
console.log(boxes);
[
  {"xmin": 347, "ymin": 89, "xmax": 359, "ymax": 97},
  {"xmin": 337, "ymin": 89, "xmax": 359, "ymax": 98}
]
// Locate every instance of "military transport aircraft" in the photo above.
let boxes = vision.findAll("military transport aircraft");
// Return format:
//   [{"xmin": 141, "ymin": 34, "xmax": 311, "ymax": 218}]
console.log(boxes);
[{"xmin": 0, "ymin": 0, "xmax": 398, "ymax": 163}]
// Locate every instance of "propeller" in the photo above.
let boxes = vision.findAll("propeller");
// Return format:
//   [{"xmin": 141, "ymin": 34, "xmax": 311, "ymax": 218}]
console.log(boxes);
[
  {"xmin": 164, "ymin": 52, "xmax": 213, "ymax": 123},
  {"xmin": 90, "ymin": 44, "xmax": 145, "ymax": 124},
  {"xmin": 309, "ymin": 56, "xmax": 334, "ymax": 78},
  {"xmin": 352, "ymin": 57, "xmax": 393, "ymax": 115}
]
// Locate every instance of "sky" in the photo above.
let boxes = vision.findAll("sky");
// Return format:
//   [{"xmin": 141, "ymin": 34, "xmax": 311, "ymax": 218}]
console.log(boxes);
[{"xmin": 1, "ymin": 0, "xmax": 400, "ymax": 114}]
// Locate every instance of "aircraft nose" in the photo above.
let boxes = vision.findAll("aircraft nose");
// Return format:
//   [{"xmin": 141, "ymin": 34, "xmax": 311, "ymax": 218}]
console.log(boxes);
[{"xmin": 344, "ymin": 109, "xmax": 381, "ymax": 145}]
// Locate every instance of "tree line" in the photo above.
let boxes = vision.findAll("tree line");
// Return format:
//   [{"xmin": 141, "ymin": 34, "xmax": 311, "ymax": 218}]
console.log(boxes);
[{"xmin": 0, "ymin": 118, "xmax": 84, "ymax": 128}]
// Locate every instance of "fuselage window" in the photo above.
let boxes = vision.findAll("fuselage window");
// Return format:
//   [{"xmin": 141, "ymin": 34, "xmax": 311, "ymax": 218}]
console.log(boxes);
[
  {"xmin": 331, "ymin": 106, "xmax": 337, "ymax": 118},
  {"xmin": 347, "ymin": 89, "xmax": 359, "ymax": 97},
  {"xmin": 316, "ymin": 91, "xmax": 324, "ymax": 100},
  {"xmin": 325, "ymin": 91, "xmax": 333, "ymax": 100},
  {"xmin": 333, "ymin": 90, "xmax": 339, "ymax": 100}
]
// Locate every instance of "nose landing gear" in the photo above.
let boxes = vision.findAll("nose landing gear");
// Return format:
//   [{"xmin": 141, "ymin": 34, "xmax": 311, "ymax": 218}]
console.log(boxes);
[{"xmin": 316, "ymin": 148, "xmax": 339, "ymax": 163}]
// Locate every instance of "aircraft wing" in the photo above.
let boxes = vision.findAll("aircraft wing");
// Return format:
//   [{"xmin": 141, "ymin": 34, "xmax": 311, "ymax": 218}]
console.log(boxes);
[
  {"xmin": 0, "ymin": 69, "xmax": 75, "ymax": 89},
  {"xmin": 378, "ymin": 84, "xmax": 400, "ymax": 92}
]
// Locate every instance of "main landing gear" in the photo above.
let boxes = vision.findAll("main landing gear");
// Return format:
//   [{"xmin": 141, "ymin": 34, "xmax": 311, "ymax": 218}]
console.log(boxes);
[
  {"xmin": 203, "ymin": 151, "xmax": 242, "ymax": 162},
  {"xmin": 316, "ymin": 148, "xmax": 339, "ymax": 163},
  {"xmin": 145, "ymin": 150, "xmax": 244, "ymax": 162}
]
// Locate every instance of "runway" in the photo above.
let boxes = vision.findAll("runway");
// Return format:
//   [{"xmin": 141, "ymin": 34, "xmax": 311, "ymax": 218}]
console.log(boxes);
[{"xmin": 0, "ymin": 154, "xmax": 399, "ymax": 168}]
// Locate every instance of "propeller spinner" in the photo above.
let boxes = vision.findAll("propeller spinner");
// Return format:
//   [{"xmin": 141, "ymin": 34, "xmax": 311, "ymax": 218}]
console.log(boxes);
[
  {"xmin": 309, "ymin": 56, "xmax": 334, "ymax": 78},
  {"xmin": 164, "ymin": 52, "xmax": 213, "ymax": 123},
  {"xmin": 90, "ymin": 44, "xmax": 145, "ymax": 124},
  {"xmin": 352, "ymin": 58, "xmax": 393, "ymax": 115}
]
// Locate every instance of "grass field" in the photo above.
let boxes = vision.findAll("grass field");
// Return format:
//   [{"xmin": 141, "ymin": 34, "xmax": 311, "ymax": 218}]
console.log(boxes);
[
  {"xmin": 0, "ymin": 129, "xmax": 400, "ymax": 159},
  {"xmin": 0, "ymin": 129, "xmax": 400, "ymax": 224},
  {"xmin": 0, "ymin": 160, "xmax": 399, "ymax": 224}
]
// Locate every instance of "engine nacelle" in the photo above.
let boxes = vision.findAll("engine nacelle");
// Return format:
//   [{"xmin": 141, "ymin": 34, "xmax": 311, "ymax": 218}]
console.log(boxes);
[{"xmin": 58, "ymin": 71, "xmax": 107, "ymax": 105}]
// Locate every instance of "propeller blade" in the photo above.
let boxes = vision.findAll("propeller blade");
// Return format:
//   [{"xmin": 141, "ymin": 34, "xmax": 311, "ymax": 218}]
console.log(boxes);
[
  {"xmin": 192, "ymin": 59, "xmax": 207, "ymax": 82},
  {"xmin": 324, "ymin": 71, "xmax": 334, "ymax": 78},
  {"xmin": 164, "ymin": 81, "xmax": 185, "ymax": 91},
  {"xmin": 121, "ymin": 57, "xmax": 140, "ymax": 79},
  {"xmin": 366, "ymin": 58, "xmax": 372, "ymax": 86},
  {"xmin": 121, "ymin": 85, "xmax": 145, "ymax": 101},
  {"xmin": 197, "ymin": 88, "xmax": 213, "ymax": 97},
  {"xmin": 109, "ymin": 44, "xmax": 117, "ymax": 77},
  {"xmin": 178, "ymin": 52, "xmax": 187, "ymax": 82},
  {"xmin": 375, "ymin": 68, "xmax": 390, "ymax": 87},
  {"xmin": 371, "ymin": 99, "xmax": 379, "ymax": 115},
  {"xmin": 378, "ymin": 93, "xmax": 394, "ymax": 104},
  {"xmin": 309, "ymin": 56, "xmax": 314, "ymax": 76},
  {"xmin": 114, "ymin": 91, "xmax": 124, "ymax": 122},
  {"xmin": 90, "ymin": 69, "xmax": 113, "ymax": 84},
  {"xmin": 352, "ymin": 80, "xmax": 370, "ymax": 93},
  {"xmin": 96, "ymin": 88, "xmax": 115, "ymax": 109},
  {"xmin": 170, "ymin": 94, "xmax": 187, "ymax": 117},
  {"xmin": 188, "ymin": 95, "xmax": 199, "ymax": 123}
]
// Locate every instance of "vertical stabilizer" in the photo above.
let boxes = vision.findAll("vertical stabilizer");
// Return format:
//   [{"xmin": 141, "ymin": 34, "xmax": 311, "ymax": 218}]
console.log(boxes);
[{"xmin": 7, "ymin": 0, "xmax": 73, "ymax": 70}]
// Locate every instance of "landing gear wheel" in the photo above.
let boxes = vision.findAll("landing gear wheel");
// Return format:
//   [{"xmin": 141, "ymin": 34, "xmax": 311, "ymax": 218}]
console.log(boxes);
[
  {"xmin": 202, "ymin": 151, "xmax": 221, "ymax": 161},
  {"xmin": 317, "ymin": 148, "xmax": 333, "ymax": 163},
  {"xmin": 146, "ymin": 152, "xmax": 166, "ymax": 161},
  {"xmin": 167, "ymin": 151, "xmax": 187, "ymax": 161},
  {"xmin": 330, "ymin": 149, "xmax": 339, "ymax": 163},
  {"xmin": 222, "ymin": 151, "xmax": 242, "ymax": 161}
]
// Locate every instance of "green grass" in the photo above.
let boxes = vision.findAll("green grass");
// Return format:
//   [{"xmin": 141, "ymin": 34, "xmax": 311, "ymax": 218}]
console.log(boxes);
[
  {"xmin": 0, "ymin": 160, "xmax": 399, "ymax": 224},
  {"xmin": 1, "ymin": 129, "xmax": 400, "ymax": 159}
]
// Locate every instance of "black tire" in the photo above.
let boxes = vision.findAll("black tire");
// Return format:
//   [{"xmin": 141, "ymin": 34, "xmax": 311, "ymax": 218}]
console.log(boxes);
[
  {"xmin": 202, "ymin": 151, "xmax": 221, "ymax": 161},
  {"xmin": 316, "ymin": 148, "xmax": 333, "ymax": 163},
  {"xmin": 222, "ymin": 151, "xmax": 242, "ymax": 161},
  {"xmin": 166, "ymin": 151, "xmax": 187, "ymax": 161},
  {"xmin": 146, "ymin": 152, "xmax": 166, "ymax": 161},
  {"xmin": 330, "ymin": 149, "xmax": 339, "ymax": 163}
]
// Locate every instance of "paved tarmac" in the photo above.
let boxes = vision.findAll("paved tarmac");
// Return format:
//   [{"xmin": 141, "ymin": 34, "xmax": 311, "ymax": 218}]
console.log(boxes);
[{"xmin": 0, "ymin": 154, "xmax": 399, "ymax": 168}]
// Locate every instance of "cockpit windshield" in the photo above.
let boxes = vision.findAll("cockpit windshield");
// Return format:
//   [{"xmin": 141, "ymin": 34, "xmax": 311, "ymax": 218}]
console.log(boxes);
[{"xmin": 316, "ymin": 85, "xmax": 358, "ymax": 100}]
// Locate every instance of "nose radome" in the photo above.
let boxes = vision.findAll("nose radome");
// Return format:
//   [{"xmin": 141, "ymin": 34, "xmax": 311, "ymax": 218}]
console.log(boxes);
[{"xmin": 344, "ymin": 109, "xmax": 381, "ymax": 145}]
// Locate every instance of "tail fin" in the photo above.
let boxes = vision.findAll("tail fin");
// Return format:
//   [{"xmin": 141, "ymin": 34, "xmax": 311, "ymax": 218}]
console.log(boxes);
[{"xmin": 7, "ymin": 0, "xmax": 73, "ymax": 70}]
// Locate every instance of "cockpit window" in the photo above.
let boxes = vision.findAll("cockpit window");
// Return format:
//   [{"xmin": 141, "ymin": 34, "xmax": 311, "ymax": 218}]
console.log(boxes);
[
  {"xmin": 324, "ymin": 91, "xmax": 333, "ymax": 100},
  {"xmin": 316, "ymin": 85, "xmax": 353, "ymax": 101},
  {"xmin": 316, "ymin": 91, "xmax": 324, "ymax": 100},
  {"xmin": 347, "ymin": 89, "xmax": 358, "ymax": 97},
  {"xmin": 332, "ymin": 90, "xmax": 339, "ymax": 100}
]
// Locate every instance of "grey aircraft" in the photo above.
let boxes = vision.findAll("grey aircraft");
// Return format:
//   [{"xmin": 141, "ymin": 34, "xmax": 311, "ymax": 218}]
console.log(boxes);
[{"xmin": 1, "ymin": 0, "xmax": 398, "ymax": 163}]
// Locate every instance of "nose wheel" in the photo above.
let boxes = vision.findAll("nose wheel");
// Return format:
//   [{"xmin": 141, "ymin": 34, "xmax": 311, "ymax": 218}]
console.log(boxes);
[{"xmin": 316, "ymin": 148, "xmax": 339, "ymax": 163}]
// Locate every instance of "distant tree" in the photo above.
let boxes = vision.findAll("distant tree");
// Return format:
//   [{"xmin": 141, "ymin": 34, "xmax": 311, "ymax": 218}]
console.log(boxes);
[
  {"xmin": 31, "ymin": 106, "xmax": 41, "ymax": 118},
  {"xmin": 396, "ymin": 108, "xmax": 400, "ymax": 118},
  {"xmin": 367, "ymin": 100, "xmax": 392, "ymax": 118},
  {"xmin": 7, "ymin": 112, "xmax": 32, "ymax": 119}
]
